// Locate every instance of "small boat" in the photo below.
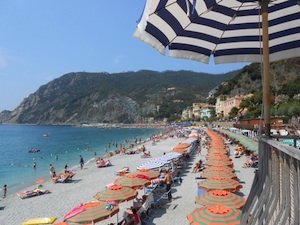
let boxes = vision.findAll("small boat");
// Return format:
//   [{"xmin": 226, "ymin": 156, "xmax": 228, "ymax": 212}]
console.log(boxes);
[
  {"xmin": 43, "ymin": 133, "xmax": 49, "ymax": 137},
  {"xmin": 29, "ymin": 149, "xmax": 40, "ymax": 153}
]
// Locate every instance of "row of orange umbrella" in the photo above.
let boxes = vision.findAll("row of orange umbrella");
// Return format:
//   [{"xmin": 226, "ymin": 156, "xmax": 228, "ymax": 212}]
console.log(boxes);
[
  {"xmin": 187, "ymin": 130, "xmax": 245, "ymax": 225},
  {"xmin": 54, "ymin": 168, "xmax": 160, "ymax": 224}
]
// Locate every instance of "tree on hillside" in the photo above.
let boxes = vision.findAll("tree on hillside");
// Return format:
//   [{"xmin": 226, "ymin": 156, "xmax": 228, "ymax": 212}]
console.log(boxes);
[{"xmin": 229, "ymin": 107, "xmax": 239, "ymax": 118}]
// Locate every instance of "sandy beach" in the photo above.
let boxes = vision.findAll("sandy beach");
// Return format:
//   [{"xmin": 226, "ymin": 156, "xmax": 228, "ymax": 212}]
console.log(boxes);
[{"xmin": 0, "ymin": 130, "xmax": 255, "ymax": 225}]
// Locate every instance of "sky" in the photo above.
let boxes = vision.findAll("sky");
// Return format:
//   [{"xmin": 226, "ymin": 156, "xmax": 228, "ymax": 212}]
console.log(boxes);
[{"xmin": 0, "ymin": 0, "xmax": 249, "ymax": 112}]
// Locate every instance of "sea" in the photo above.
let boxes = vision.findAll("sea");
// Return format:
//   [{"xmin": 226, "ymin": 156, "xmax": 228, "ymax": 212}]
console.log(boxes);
[{"xmin": 0, "ymin": 125, "xmax": 162, "ymax": 194}]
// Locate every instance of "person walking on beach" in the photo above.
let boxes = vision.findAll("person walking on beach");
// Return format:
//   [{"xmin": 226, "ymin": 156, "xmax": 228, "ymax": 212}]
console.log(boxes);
[
  {"xmin": 79, "ymin": 155, "xmax": 84, "ymax": 170},
  {"xmin": 49, "ymin": 164, "xmax": 55, "ymax": 176},
  {"xmin": 3, "ymin": 184, "xmax": 7, "ymax": 198},
  {"xmin": 197, "ymin": 145, "xmax": 201, "ymax": 156},
  {"xmin": 164, "ymin": 172, "xmax": 174, "ymax": 201}
]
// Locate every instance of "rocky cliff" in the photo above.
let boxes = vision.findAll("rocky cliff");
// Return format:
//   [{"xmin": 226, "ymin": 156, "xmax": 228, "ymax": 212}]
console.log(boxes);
[{"xmin": 1, "ymin": 70, "xmax": 237, "ymax": 124}]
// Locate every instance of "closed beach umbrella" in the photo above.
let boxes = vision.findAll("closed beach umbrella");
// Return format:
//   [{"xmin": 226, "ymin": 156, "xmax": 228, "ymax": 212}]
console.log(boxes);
[
  {"xmin": 65, "ymin": 201, "xmax": 119, "ymax": 224},
  {"xmin": 94, "ymin": 185, "xmax": 138, "ymax": 203},
  {"xmin": 132, "ymin": 168, "xmax": 160, "ymax": 180},
  {"xmin": 198, "ymin": 179, "xmax": 242, "ymax": 193},
  {"xmin": 114, "ymin": 174, "xmax": 151, "ymax": 189},
  {"xmin": 187, "ymin": 205, "xmax": 242, "ymax": 225},
  {"xmin": 195, "ymin": 190, "xmax": 246, "ymax": 209}
]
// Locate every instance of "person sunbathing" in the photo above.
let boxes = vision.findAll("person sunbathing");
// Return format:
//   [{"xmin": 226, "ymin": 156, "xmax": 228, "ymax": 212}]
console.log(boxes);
[
  {"xmin": 96, "ymin": 158, "xmax": 105, "ymax": 165},
  {"xmin": 143, "ymin": 151, "xmax": 151, "ymax": 157},
  {"xmin": 243, "ymin": 154, "xmax": 258, "ymax": 168},
  {"xmin": 192, "ymin": 160, "xmax": 203, "ymax": 173}
]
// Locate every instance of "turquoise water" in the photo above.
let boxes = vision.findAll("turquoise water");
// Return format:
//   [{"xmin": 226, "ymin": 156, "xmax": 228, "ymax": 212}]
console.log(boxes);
[
  {"xmin": 0, "ymin": 125, "xmax": 161, "ymax": 194},
  {"xmin": 282, "ymin": 138, "xmax": 300, "ymax": 148}
]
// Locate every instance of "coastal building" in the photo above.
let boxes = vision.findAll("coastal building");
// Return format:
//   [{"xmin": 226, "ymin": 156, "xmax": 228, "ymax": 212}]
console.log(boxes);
[
  {"xmin": 215, "ymin": 95, "xmax": 227, "ymax": 118},
  {"xmin": 181, "ymin": 106, "xmax": 193, "ymax": 120},
  {"xmin": 223, "ymin": 95, "xmax": 246, "ymax": 117},
  {"xmin": 192, "ymin": 103, "xmax": 206, "ymax": 119},
  {"xmin": 200, "ymin": 104, "xmax": 215, "ymax": 119}
]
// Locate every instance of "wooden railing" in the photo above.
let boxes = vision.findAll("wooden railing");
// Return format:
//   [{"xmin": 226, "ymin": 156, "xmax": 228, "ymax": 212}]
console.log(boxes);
[{"xmin": 241, "ymin": 137, "xmax": 300, "ymax": 224}]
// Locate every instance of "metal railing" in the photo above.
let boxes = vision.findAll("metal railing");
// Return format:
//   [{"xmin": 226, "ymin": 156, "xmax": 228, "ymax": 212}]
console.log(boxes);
[{"xmin": 241, "ymin": 137, "xmax": 300, "ymax": 224}]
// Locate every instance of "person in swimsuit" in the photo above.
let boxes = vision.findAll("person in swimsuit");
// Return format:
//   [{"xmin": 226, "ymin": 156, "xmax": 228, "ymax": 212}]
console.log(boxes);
[{"xmin": 164, "ymin": 172, "xmax": 174, "ymax": 201}]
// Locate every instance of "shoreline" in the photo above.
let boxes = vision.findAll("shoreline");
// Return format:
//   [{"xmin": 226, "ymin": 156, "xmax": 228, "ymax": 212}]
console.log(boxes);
[
  {"xmin": 0, "ymin": 126, "xmax": 166, "ymax": 195},
  {"xmin": 0, "ymin": 128, "xmax": 255, "ymax": 225},
  {"xmin": 0, "ymin": 128, "xmax": 185, "ymax": 224}
]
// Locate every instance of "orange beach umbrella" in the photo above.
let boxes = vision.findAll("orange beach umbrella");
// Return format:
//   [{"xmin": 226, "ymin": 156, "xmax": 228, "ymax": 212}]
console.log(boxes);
[
  {"xmin": 114, "ymin": 174, "xmax": 151, "ymax": 190},
  {"xmin": 187, "ymin": 205, "xmax": 242, "ymax": 225},
  {"xmin": 198, "ymin": 178, "xmax": 242, "ymax": 193},
  {"xmin": 195, "ymin": 190, "xmax": 246, "ymax": 209},
  {"xmin": 94, "ymin": 185, "xmax": 138, "ymax": 203},
  {"xmin": 132, "ymin": 168, "xmax": 160, "ymax": 180},
  {"xmin": 65, "ymin": 201, "xmax": 119, "ymax": 224}
]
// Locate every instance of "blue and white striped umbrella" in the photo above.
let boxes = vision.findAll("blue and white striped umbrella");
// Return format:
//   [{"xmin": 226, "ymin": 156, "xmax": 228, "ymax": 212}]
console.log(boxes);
[
  {"xmin": 134, "ymin": 0, "xmax": 300, "ymax": 64},
  {"xmin": 134, "ymin": 0, "xmax": 300, "ymax": 136},
  {"xmin": 136, "ymin": 152, "xmax": 181, "ymax": 170},
  {"xmin": 137, "ymin": 160, "xmax": 165, "ymax": 170}
]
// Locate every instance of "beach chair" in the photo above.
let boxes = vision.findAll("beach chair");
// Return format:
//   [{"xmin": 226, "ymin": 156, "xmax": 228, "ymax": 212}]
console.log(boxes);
[
  {"xmin": 18, "ymin": 188, "xmax": 50, "ymax": 199},
  {"xmin": 52, "ymin": 173, "xmax": 70, "ymax": 183},
  {"xmin": 250, "ymin": 160, "xmax": 259, "ymax": 168},
  {"xmin": 151, "ymin": 190, "xmax": 170, "ymax": 209},
  {"xmin": 115, "ymin": 166, "xmax": 130, "ymax": 176},
  {"xmin": 97, "ymin": 160, "xmax": 111, "ymax": 168}
]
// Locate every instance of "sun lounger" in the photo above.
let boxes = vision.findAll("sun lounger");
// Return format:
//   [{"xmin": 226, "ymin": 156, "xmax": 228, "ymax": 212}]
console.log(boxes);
[
  {"xmin": 115, "ymin": 166, "xmax": 130, "ymax": 175},
  {"xmin": 52, "ymin": 173, "xmax": 72, "ymax": 183},
  {"xmin": 18, "ymin": 188, "xmax": 50, "ymax": 199},
  {"xmin": 97, "ymin": 160, "xmax": 112, "ymax": 168}
]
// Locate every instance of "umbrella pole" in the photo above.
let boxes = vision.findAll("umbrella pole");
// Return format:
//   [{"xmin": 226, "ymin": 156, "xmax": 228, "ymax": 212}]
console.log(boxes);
[{"xmin": 261, "ymin": 0, "xmax": 271, "ymax": 138}]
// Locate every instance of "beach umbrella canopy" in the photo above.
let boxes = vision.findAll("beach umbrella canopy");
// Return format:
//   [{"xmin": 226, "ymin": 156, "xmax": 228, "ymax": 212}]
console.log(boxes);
[
  {"xmin": 205, "ymin": 160, "xmax": 233, "ymax": 167},
  {"xmin": 207, "ymin": 152, "xmax": 228, "ymax": 156},
  {"xmin": 172, "ymin": 147, "xmax": 188, "ymax": 154},
  {"xmin": 187, "ymin": 205, "xmax": 242, "ymax": 225},
  {"xmin": 175, "ymin": 142, "xmax": 191, "ymax": 149},
  {"xmin": 94, "ymin": 185, "xmax": 138, "ymax": 203},
  {"xmin": 204, "ymin": 166, "xmax": 235, "ymax": 173},
  {"xmin": 201, "ymin": 171, "xmax": 238, "ymax": 180},
  {"xmin": 198, "ymin": 178, "xmax": 242, "ymax": 192},
  {"xmin": 134, "ymin": 0, "xmax": 300, "ymax": 136},
  {"xmin": 206, "ymin": 155, "xmax": 232, "ymax": 161},
  {"xmin": 132, "ymin": 168, "xmax": 160, "ymax": 180},
  {"xmin": 114, "ymin": 174, "xmax": 151, "ymax": 189},
  {"xmin": 160, "ymin": 152, "xmax": 182, "ymax": 161},
  {"xmin": 65, "ymin": 201, "xmax": 119, "ymax": 224},
  {"xmin": 137, "ymin": 160, "xmax": 165, "ymax": 170},
  {"xmin": 195, "ymin": 190, "xmax": 246, "ymax": 209}
]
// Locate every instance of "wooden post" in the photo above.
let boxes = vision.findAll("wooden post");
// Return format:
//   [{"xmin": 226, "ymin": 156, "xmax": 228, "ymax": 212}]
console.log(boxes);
[{"xmin": 261, "ymin": 0, "xmax": 271, "ymax": 138}]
